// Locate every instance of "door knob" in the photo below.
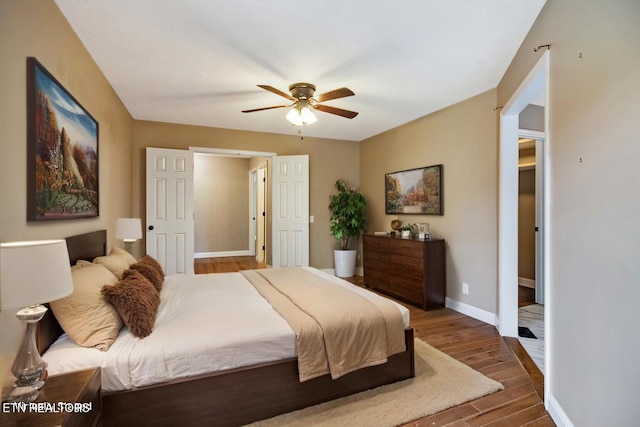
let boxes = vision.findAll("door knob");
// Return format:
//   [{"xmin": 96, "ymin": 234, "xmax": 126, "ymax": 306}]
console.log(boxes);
[{"xmin": 148, "ymin": 225, "xmax": 154, "ymax": 231}]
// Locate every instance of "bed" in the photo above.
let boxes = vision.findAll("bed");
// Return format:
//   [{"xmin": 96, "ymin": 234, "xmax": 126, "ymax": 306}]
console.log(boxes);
[{"xmin": 37, "ymin": 230, "xmax": 415, "ymax": 426}]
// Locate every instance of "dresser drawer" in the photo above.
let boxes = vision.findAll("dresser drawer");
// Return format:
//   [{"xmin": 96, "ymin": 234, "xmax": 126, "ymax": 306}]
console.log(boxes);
[
  {"xmin": 364, "ymin": 235, "xmax": 390, "ymax": 252},
  {"xmin": 391, "ymin": 275, "xmax": 424, "ymax": 303},
  {"xmin": 390, "ymin": 238, "xmax": 424, "ymax": 258},
  {"xmin": 364, "ymin": 269, "xmax": 392, "ymax": 292},
  {"xmin": 363, "ymin": 250, "xmax": 389, "ymax": 270},
  {"xmin": 390, "ymin": 254, "xmax": 424, "ymax": 278}
]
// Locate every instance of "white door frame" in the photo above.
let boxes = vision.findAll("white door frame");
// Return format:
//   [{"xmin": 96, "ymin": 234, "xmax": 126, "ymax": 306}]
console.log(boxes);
[
  {"xmin": 498, "ymin": 50, "xmax": 551, "ymax": 403},
  {"xmin": 249, "ymin": 169, "xmax": 258, "ymax": 257},
  {"xmin": 250, "ymin": 164, "xmax": 268, "ymax": 263}
]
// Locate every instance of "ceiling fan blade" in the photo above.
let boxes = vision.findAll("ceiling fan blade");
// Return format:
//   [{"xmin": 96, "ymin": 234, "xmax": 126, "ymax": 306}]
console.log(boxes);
[
  {"xmin": 314, "ymin": 104, "xmax": 359, "ymax": 119},
  {"xmin": 242, "ymin": 105, "xmax": 289, "ymax": 113},
  {"xmin": 315, "ymin": 87, "xmax": 355, "ymax": 103},
  {"xmin": 257, "ymin": 85, "xmax": 297, "ymax": 101}
]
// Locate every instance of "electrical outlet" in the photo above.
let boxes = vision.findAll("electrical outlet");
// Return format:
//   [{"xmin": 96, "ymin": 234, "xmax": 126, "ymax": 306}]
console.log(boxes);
[{"xmin": 462, "ymin": 282, "xmax": 469, "ymax": 295}]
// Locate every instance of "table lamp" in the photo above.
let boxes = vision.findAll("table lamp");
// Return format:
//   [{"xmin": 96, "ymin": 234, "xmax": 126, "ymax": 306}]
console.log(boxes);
[
  {"xmin": 1, "ymin": 239, "xmax": 73, "ymax": 402},
  {"xmin": 115, "ymin": 218, "xmax": 142, "ymax": 253}
]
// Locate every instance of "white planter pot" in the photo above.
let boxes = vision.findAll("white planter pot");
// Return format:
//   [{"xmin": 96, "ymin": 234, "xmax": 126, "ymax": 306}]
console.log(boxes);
[{"xmin": 334, "ymin": 249, "xmax": 357, "ymax": 278}]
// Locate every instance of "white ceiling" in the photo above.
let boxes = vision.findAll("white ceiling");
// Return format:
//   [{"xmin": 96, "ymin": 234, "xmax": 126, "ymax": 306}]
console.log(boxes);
[{"xmin": 54, "ymin": 0, "xmax": 545, "ymax": 142}]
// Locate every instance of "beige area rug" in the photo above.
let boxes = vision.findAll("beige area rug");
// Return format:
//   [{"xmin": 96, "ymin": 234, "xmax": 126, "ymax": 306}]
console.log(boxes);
[{"xmin": 248, "ymin": 339, "xmax": 504, "ymax": 427}]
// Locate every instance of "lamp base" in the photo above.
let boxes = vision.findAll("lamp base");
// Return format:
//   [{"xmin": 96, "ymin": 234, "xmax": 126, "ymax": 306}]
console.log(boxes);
[
  {"xmin": 2, "ymin": 385, "xmax": 39, "ymax": 403},
  {"xmin": 7, "ymin": 305, "xmax": 49, "ymax": 403}
]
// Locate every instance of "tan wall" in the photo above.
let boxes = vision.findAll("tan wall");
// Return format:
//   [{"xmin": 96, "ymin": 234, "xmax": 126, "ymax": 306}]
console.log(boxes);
[
  {"xmin": 132, "ymin": 121, "xmax": 360, "ymax": 268},
  {"xmin": 360, "ymin": 89, "xmax": 498, "ymax": 313},
  {"xmin": 0, "ymin": 0, "xmax": 134, "ymax": 387},
  {"xmin": 498, "ymin": 0, "xmax": 640, "ymax": 424},
  {"xmin": 194, "ymin": 155, "xmax": 250, "ymax": 252}
]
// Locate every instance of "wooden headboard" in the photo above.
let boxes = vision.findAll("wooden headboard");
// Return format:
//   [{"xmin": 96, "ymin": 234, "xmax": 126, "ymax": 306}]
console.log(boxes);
[{"xmin": 36, "ymin": 230, "xmax": 107, "ymax": 354}]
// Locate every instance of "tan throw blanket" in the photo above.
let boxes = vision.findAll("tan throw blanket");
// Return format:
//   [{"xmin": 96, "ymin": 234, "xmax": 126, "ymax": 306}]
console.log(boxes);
[{"xmin": 240, "ymin": 268, "xmax": 406, "ymax": 382}]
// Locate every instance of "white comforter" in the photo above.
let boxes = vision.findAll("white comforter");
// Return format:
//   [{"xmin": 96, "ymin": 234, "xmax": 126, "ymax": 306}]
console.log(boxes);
[{"xmin": 42, "ymin": 267, "xmax": 409, "ymax": 392}]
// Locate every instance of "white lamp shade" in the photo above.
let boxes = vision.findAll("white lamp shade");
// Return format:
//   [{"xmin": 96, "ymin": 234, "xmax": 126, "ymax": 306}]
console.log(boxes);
[
  {"xmin": 286, "ymin": 102, "xmax": 317, "ymax": 126},
  {"xmin": 116, "ymin": 218, "xmax": 142, "ymax": 242},
  {"xmin": 1, "ymin": 239, "xmax": 73, "ymax": 309}
]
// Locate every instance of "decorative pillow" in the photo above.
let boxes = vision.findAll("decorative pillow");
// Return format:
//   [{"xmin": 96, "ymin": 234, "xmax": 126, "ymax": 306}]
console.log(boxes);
[
  {"xmin": 101, "ymin": 270, "xmax": 160, "ymax": 339},
  {"xmin": 93, "ymin": 247, "xmax": 137, "ymax": 279},
  {"xmin": 127, "ymin": 261, "xmax": 163, "ymax": 292},
  {"xmin": 49, "ymin": 263, "xmax": 123, "ymax": 351},
  {"xmin": 139, "ymin": 255, "xmax": 164, "ymax": 277},
  {"xmin": 111, "ymin": 247, "xmax": 138, "ymax": 264},
  {"xmin": 131, "ymin": 255, "xmax": 164, "ymax": 291}
]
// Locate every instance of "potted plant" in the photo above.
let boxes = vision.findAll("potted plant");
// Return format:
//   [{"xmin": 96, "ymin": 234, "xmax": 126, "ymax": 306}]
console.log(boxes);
[
  {"xmin": 398, "ymin": 223, "xmax": 419, "ymax": 237},
  {"xmin": 398, "ymin": 224, "xmax": 411, "ymax": 237},
  {"xmin": 329, "ymin": 179, "xmax": 367, "ymax": 277}
]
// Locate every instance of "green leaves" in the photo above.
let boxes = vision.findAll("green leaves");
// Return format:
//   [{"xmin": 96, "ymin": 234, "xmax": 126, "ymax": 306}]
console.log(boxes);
[{"xmin": 329, "ymin": 180, "xmax": 367, "ymax": 250}]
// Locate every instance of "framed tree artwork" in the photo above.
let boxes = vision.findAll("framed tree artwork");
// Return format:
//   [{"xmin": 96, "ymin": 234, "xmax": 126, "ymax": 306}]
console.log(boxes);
[
  {"xmin": 26, "ymin": 57, "xmax": 99, "ymax": 220},
  {"xmin": 385, "ymin": 164, "xmax": 443, "ymax": 215}
]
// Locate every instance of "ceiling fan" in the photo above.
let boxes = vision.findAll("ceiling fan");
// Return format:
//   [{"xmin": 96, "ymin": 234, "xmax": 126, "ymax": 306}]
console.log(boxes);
[{"xmin": 242, "ymin": 83, "xmax": 358, "ymax": 125}]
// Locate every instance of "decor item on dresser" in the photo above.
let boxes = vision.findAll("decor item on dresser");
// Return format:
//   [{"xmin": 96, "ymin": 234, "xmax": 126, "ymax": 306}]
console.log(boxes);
[
  {"xmin": 418, "ymin": 223, "xmax": 430, "ymax": 240},
  {"xmin": 0, "ymin": 239, "xmax": 73, "ymax": 402},
  {"xmin": 329, "ymin": 179, "xmax": 367, "ymax": 277},
  {"xmin": 398, "ymin": 224, "xmax": 412, "ymax": 238},
  {"xmin": 26, "ymin": 57, "xmax": 99, "ymax": 221},
  {"xmin": 385, "ymin": 164, "xmax": 443, "ymax": 215},
  {"xmin": 363, "ymin": 234, "xmax": 446, "ymax": 310}
]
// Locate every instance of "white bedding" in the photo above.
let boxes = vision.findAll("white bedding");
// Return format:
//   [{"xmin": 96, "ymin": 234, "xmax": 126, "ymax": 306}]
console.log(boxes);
[{"xmin": 42, "ymin": 267, "xmax": 409, "ymax": 392}]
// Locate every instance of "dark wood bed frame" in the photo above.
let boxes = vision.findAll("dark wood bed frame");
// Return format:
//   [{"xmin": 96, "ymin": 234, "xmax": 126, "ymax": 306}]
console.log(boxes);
[{"xmin": 37, "ymin": 230, "xmax": 415, "ymax": 427}]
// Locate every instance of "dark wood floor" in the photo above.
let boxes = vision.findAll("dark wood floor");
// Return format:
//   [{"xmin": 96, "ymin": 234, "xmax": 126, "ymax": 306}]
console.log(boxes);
[{"xmin": 195, "ymin": 257, "xmax": 554, "ymax": 426}]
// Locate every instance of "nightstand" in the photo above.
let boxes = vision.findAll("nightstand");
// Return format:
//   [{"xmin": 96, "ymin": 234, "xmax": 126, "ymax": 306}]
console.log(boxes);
[{"xmin": 1, "ymin": 367, "xmax": 102, "ymax": 427}]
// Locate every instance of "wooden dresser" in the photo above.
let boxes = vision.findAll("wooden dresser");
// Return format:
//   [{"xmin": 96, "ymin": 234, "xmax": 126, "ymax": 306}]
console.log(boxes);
[{"xmin": 363, "ymin": 234, "xmax": 446, "ymax": 310}]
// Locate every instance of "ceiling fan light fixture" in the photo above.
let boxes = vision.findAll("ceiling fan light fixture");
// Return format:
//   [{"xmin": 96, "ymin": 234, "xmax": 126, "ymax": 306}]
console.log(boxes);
[
  {"xmin": 244, "ymin": 83, "xmax": 356, "ymax": 123},
  {"xmin": 300, "ymin": 105, "xmax": 317, "ymax": 124},
  {"xmin": 286, "ymin": 102, "xmax": 317, "ymax": 126}
]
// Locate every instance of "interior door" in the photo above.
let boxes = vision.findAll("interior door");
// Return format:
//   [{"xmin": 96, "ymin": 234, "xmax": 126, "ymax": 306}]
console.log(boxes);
[
  {"xmin": 146, "ymin": 147, "xmax": 194, "ymax": 275},
  {"xmin": 271, "ymin": 155, "xmax": 309, "ymax": 267}
]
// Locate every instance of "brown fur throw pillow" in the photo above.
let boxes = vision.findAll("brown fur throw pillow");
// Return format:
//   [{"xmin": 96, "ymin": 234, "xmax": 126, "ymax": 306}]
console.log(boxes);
[
  {"xmin": 127, "ymin": 262, "xmax": 163, "ymax": 292},
  {"xmin": 101, "ymin": 270, "xmax": 160, "ymax": 338},
  {"xmin": 139, "ymin": 254, "xmax": 164, "ymax": 275},
  {"xmin": 137, "ymin": 255, "xmax": 164, "ymax": 285}
]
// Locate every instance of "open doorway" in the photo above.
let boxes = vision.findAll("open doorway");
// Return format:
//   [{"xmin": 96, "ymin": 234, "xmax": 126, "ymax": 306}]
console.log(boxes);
[
  {"xmin": 499, "ymin": 50, "xmax": 551, "ymax": 402},
  {"xmin": 191, "ymin": 147, "xmax": 275, "ymax": 261},
  {"xmin": 518, "ymin": 127, "xmax": 545, "ymax": 372}
]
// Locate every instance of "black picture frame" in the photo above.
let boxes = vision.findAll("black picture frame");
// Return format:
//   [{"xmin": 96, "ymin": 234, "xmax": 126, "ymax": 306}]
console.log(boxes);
[
  {"xmin": 385, "ymin": 164, "xmax": 443, "ymax": 215},
  {"xmin": 27, "ymin": 57, "xmax": 99, "ymax": 220}
]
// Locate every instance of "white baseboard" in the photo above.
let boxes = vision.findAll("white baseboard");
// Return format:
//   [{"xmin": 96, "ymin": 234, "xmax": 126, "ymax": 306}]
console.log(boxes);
[
  {"xmin": 194, "ymin": 250, "xmax": 252, "ymax": 259},
  {"xmin": 518, "ymin": 277, "xmax": 536, "ymax": 289},
  {"xmin": 547, "ymin": 393, "xmax": 574, "ymax": 427},
  {"xmin": 445, "ymin": 297, "xmax": 498, "ymax": 326}
]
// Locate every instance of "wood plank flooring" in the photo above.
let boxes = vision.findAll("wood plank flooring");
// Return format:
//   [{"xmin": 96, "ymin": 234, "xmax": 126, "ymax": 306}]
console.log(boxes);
[
  {"xmin": 194, "ymin": 258, "xmax": 554, "ymax": 426},
  {"xmin": 194, "ymin": 256, "xmax": 268, "ymax": 273}
]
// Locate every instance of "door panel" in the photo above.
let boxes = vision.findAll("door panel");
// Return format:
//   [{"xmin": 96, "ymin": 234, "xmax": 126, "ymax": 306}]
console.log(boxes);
[
  {"xmin": 146, "ymin": 147, "xmax": 194, "ymax": 275},
  {"xmin": 272, "ymin": 155, "xmax": 309, "ymax": 268}
]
